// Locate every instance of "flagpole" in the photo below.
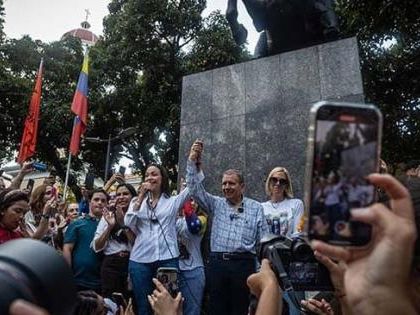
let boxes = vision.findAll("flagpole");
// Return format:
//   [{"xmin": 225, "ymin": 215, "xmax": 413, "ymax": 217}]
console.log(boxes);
[{"xmin": 63, "ymin": 117, "xmax": 77, "ymax": 200}]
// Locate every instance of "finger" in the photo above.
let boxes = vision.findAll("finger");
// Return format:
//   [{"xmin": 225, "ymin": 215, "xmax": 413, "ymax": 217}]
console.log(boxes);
[
  {"xmin": 152, "ymin": 278, "xmax": 167, "ymax": 293},
  {"xmin": 351, "ymin": 203, "xmax": 396, "ymax": 231},
  {"xmin": 368, "ymin": 173, "xmax": 413, "ymax": 220},
  {"xmin": 174, "ymin": 292, "xmax": 182, "ymax": 304},
  {"xmin": 314, "ymin": 250, "xmax": 339, "ymax": 273},
  {"xmin": 308, "ymin": 298, "xmax": 323, "ymax": 308},
  {"xmin": 9, "ymin": 300, "xmax": 50, "ymax": 315},
  {"xmin": 311, "ymin": 240, "xmax": 351, "ymax": 262},
  {"xmin": 300, "ymin": 300, "xmax": 321, "ymax": 314},
  {"xmin": 260, "ymin": 258, "xmax": 271, "ymax": 271},
  {"xmin": 147, "ymin": 295, "xmax": 155, "ymax": 307}
]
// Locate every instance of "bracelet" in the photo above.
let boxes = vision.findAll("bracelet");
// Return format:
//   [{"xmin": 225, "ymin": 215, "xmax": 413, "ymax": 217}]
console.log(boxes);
[{"xmin": 41, "ymin": 214, "xmax": 50, "ymax": 220}]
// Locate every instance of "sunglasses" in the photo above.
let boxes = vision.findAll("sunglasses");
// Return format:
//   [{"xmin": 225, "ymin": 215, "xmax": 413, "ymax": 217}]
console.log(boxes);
[{"xmin": 269, "ymin": 177, "xmax": 288, "ymax": 186}]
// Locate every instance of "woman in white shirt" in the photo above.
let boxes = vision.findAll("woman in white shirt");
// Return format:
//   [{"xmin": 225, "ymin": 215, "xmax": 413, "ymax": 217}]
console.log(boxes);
[
  {"xmin": 124, "ymin": 165, "xmax": 190, "ymax": 315},
  {"xmin": 93, "ymin": 183, "xmax": 136, "ymax": 299},
  {"xmin": 261, "ymin": 167, "xmax": 304, "ymax": 237}
]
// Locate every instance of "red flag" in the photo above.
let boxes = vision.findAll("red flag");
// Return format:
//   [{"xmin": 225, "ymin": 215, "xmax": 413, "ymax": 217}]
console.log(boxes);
[
  {"xmin": 69, "ymin": 53, "xmax": 89, "ymax": 156},
  {"xmin": 17, "ymin": 59, "xmax": 43, "ymax": 163}
]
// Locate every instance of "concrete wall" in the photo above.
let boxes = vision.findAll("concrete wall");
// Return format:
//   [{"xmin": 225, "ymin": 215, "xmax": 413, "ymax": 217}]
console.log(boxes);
[{"xmin": 178, "ymin": 37, "xmax": 364, "ymax": 201}]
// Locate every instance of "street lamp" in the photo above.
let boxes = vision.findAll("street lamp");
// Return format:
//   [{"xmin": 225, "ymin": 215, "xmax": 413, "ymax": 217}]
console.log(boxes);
[{"xmin": 84, "ymin": 127, "xmax": 137, "ymax": 181}]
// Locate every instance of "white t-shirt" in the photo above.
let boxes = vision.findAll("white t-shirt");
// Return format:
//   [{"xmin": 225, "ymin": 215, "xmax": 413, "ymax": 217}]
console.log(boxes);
[
  {"xmin": 262, "ymin": 198, "xmax": 304, "ymax": 237},
  {"xmin": 176, "ymin": 217, "xmax": 204, "ymax": 271}
]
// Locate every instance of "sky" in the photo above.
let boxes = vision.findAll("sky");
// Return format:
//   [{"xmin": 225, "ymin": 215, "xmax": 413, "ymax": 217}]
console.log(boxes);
[
  {"xmin": 3, "ymin": 0, "xmax": 259, "ymax": 50},
  {"xmin": 3, "ymin": 0, "xmax": 259, "ymax": 170}
]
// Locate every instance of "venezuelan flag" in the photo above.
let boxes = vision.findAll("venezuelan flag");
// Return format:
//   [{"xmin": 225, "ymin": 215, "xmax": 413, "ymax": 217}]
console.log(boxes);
[{"xmin": 69, "ymin": 53, "xmax": 89, "ymax": 156}]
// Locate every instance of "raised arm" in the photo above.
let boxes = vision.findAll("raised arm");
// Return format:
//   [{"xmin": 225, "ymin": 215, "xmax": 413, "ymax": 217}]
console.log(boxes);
[
  {"xmin": 10, "ymin": 162, "xmax": 33, "ymax": 190},
  {"xmin": 186, "ymin": 140, "xmax": 218, "ymax": 214},
  {"xmin": 124, "ymin": 182, "xmax": 148, "ymax": 231}
]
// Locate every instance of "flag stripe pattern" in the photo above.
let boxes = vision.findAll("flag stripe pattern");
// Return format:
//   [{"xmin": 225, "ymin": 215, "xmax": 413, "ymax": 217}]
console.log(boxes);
[{"xmin": 69, "ymin": 54, "xmax": 89, "ymax": 156}]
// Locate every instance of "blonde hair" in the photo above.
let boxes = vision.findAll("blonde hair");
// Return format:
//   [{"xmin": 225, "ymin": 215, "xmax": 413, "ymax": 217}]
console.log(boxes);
[{"xmin": 265, "ymin": 167, "xmax": 294, "ymax": 198}]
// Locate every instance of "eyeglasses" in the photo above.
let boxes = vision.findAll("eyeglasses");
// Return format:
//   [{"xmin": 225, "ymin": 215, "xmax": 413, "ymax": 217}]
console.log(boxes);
[{"xmin": 269, "ymin": 177, "xmax": 288, "ymax": 186}]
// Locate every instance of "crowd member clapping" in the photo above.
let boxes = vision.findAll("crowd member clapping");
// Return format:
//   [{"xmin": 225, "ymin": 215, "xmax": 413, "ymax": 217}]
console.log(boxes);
[
  {"xmin": 93, "ymin": 183, "xmax": 136, "ymax": 299},
  {"xmin": 63, "ymin": 189, "xmax": 109, "ymax": 293},
  {"xmin": 124, "ymin": 164, "xmax": 190, "ymax": 315}
]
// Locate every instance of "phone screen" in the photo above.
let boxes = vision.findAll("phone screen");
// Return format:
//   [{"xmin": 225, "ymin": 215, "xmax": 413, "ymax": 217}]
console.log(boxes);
[
  {"xmin": 118, "ymin": 166, "xmax": 126, "ymax": 176},
  {"xmin": 308, "ymin": 103, "xmax": 382, "ymax": 246},
  {"xmin": 156, "ymin": 268, "xmax": 179, "ymax": 298}
]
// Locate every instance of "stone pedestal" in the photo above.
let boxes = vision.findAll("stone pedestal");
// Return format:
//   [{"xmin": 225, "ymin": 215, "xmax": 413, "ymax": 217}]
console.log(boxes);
[{"xmin": 178, "ymin": 37, "xmax": 364, "ymax": 201}]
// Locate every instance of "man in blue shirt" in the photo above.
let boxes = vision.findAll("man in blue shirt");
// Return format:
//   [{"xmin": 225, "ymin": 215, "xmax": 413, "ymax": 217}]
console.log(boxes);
[
  {"xmin": 63, "ymin": 189, "xmax": 109, "ymax": 292},
  {"xmin": 186, "ymin": 140, "xmax": 269, "ymax": 315}
]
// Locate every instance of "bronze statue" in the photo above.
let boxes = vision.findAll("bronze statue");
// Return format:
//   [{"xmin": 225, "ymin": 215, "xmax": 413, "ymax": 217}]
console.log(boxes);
[{"xmin": 226, "ymin": 0, "xmax": 340, "ymax": 58}]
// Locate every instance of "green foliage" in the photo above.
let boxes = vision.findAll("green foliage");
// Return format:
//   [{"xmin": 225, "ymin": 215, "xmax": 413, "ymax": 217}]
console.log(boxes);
[{"xmin": 336, "ymin": 0, "xmax": 420, "ymax": 164}]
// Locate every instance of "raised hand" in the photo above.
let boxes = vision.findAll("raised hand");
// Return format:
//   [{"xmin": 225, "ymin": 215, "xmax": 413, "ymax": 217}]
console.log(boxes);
[
  {"xmin": 103, "ymin": 209, "xmax": 116, "ymax": 227},
  {"xmin": 188, "ymin": 139, "xmax": 203, "ymax": 162}
]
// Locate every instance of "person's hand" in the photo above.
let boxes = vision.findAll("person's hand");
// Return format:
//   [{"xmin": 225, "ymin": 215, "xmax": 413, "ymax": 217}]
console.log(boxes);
[
  {"xmin": 19, "ymin": 162, "xmax": 34, "ymax": 176},
  {"xmin": 103, "ymin": 209, "xmax": 116, "ymax": 227},
  {"xmin": 188, "ymin": 139, "xmax": 203, "ymax": 162},
  {"xmin": 247, "ymin": 259, "xmax": 279, "ymax": 299},
  {"xmin": 301, "ymin": 298, "xmax": 333, "ymax": 315},
  {"xmin": 314, "ymin": 251, "xmax": 346, "ymax": 299},
  {"xmin": 118, "ymin": 298, "xmax": 135, "ymax": 315},
  {"xmin": 312, "ymin": 174, "xmax": 417, "ymax": 315},
  {"xmin": 42, "ymin": 196, "xmax": 57, "ymax": 216},
  {"xmin": 148, "ymin": 278, "xmax": 183, "ymax": 315},
  {"xmin": 9, "ymin": 300, "xmax": 49, "ymax": 315}
]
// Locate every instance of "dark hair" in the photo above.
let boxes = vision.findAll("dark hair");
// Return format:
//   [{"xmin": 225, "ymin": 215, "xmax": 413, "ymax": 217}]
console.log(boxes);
[
  {"xmin": 146, "ymin": 164, "xmax": 171, "ymax": 198},
  {"xmin": 0, "ymin": 189, "xmax": 29, "ymax": 213},
  {"xmin": 74, "ymin": 290, "xmax": 104, "ymax": 315},
  {"xmin": 88, "ymin": 188, "xmax": 110, "ymax": 202},
  {"xmin": 116, "ymin": 183, "xmax": 136, "ymax": 197},
  {"xmin": 404, "ymin": 160, "xmax": 420, "ymax": 172}
]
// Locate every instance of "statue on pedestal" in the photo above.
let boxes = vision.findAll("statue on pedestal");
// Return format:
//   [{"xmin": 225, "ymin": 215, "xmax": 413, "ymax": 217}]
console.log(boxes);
[{"xmin": 226, "ymin": 0, "xmax": 340, "ymax": 58}]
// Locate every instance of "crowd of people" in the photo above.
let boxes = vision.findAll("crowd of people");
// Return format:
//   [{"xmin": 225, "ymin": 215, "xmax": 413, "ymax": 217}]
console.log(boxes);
[{"xmin": 1, "ymin": 146, "xmax": 420, "ymax": 315}]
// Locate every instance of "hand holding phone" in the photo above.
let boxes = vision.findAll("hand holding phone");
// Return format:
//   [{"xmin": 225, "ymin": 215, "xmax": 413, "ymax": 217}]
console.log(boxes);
[
  {"xmin": 305, "ymin": 101, "xmax": 382, "ymax": 246},
  {"xmin": 156, "ymin": 267, "xmax": 179, "ymax": 298},
  {"xmin": 112, "ymin": 292, "xmax": 127, "ymax": 309}
]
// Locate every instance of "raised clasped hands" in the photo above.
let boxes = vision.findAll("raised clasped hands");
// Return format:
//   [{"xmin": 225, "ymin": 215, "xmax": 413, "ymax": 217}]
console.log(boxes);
[{"xmin": 189, "ymin": 139, "xmax": 203, "ymax": 162}]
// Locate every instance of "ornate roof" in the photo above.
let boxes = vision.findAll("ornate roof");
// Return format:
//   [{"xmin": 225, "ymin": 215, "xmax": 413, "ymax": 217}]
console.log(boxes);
[{"xmin": 61, "ymin": 21, "xmax": 98, "ymax": 46}]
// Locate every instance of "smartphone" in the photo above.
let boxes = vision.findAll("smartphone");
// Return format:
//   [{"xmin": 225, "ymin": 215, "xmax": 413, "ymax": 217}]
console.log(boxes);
[
  {"xmin": 118, "ymin": 166, "xmax": 126, "ymax": 176},
  {"xmin": 305, "ymin": 101, "xmax": 382, "ymax": 246},
  {"xmin": 26, "ymin": 179, "xmax": 35, "ymax": 194},
  {"xmin": 156, "ymin": 267, "xmax": 179, "ymax": 298},
  {"xmin": 111, "ymin": 292, "xmax": 127, "ymax": 309},
  {"xmin": 85, "ymin": 173, "xmax": 95, "ymax": 190}
]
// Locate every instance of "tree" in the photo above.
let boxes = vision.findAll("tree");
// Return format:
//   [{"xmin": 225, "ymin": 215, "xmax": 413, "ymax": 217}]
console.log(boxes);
[
  {"xmin": 335, "ymin": 0, "xmax": 420, "ymax": 165},
  {"xmin": 87, "ymin": 0, "xmax": 250, "ymax": 181}
]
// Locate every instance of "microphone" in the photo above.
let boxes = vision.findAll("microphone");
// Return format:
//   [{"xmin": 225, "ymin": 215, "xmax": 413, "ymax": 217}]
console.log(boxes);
[{"xmin": 146, "ymin": 191, "xmax": 153, "ymax": 207}]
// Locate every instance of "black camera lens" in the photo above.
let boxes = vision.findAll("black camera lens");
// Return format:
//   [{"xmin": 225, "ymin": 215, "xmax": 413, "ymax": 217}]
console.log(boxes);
[
  {"xmin": 0, "ymin": 239, "xmax": 77, "ymax": 315},
  {"xmin": 292, "ymin": 238, "xmax": 313, "ymax": 262}
]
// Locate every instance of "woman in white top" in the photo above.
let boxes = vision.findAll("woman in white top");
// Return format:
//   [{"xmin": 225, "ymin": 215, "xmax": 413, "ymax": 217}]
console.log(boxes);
[
  {"xmin": 124, "ymin": 164, "xmax": 190, "ymax": 315},
  {"xmin": 261, "ymin": 167, "xmax": 304, "ymax": 237},
  {"xmin": 93, "ymin": 183, "xmax": 136, "ymax": 299}
]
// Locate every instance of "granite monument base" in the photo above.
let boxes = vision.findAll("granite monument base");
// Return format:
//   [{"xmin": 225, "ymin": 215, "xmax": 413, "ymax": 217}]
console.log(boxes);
[{"xmin": 178, "ymin": 37, "xmax": 364, "ymax": 201}]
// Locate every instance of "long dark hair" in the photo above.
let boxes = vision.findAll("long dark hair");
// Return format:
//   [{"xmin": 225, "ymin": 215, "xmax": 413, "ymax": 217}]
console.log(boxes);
[
  {"xmin": 116, "ymin": 183, "xmax": 136, "ymax": 198},
  {"xmin": 146, "ymin": 164, "xmax": 171, "ymax": 198},
  {"xmin": 0, "ymin": 189, "xmax": 29, "ymax": 214}
]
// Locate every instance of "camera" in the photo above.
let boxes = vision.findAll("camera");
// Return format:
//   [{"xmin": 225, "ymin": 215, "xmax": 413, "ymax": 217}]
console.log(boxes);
[
  {"xmin": 0, "ymin": 239, "xmax": 76, "ymax": 314},
  {"xmin": 257, "ymin": 234, "xmax": 333, "ymax": 291}
]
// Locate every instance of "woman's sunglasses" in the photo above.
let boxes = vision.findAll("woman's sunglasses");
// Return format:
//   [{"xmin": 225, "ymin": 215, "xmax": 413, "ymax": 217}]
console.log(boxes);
[{"xmin": 269, "ymin": 177, "xmax": 288, "ymax": 186}]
